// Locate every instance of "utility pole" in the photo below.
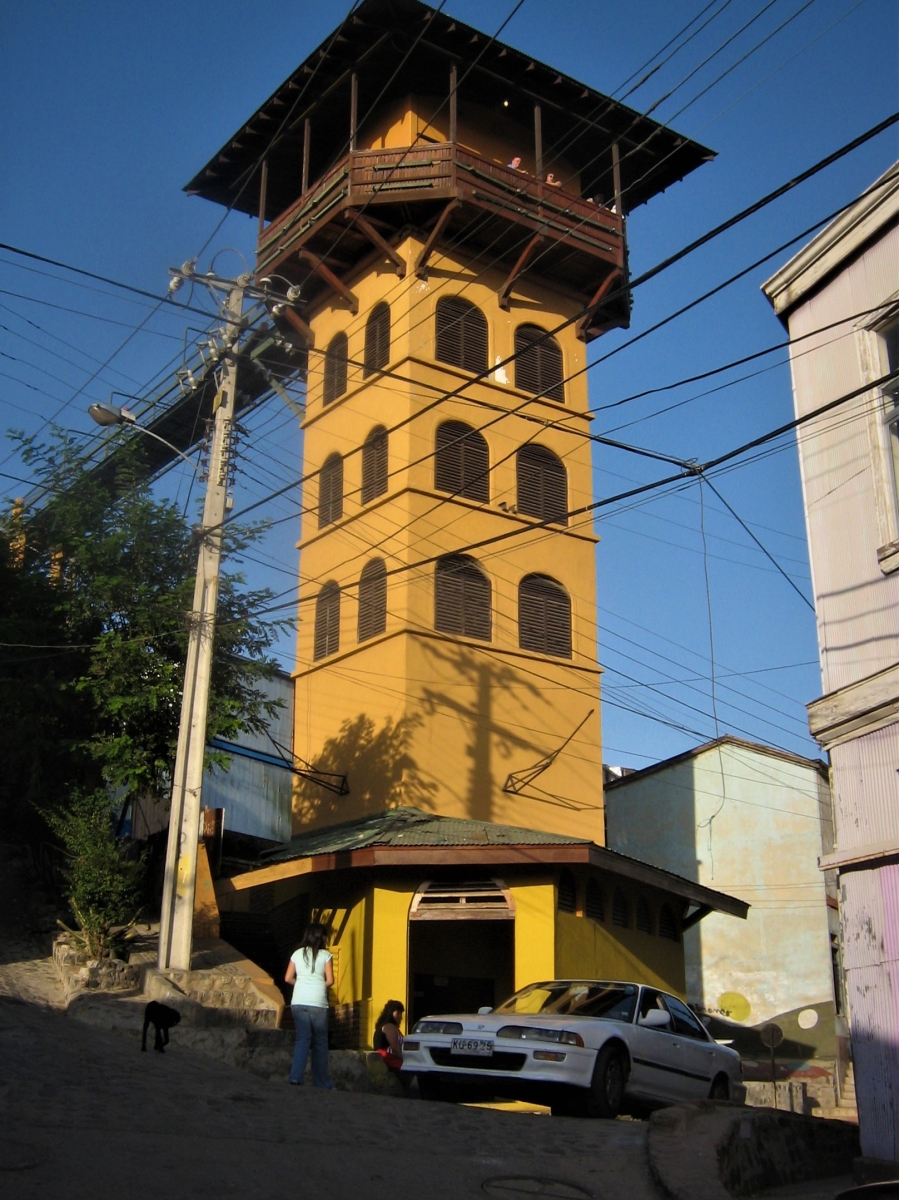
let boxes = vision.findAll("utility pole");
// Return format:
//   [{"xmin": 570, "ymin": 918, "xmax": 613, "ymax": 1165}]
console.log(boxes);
[{"xmin": 158, "ymin": 281, "xmax": 244, "ymax": 972}]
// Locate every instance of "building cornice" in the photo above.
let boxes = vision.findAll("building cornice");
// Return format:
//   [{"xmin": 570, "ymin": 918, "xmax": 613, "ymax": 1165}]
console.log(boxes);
[{"xmin": 807, "ymin": 662, "xmax": 899, "ymax": 749}]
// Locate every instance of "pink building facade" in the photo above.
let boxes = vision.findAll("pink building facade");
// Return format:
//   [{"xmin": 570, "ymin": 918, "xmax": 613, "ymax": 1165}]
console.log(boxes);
[{"xmin": 763, "ymin": 162, "xmax": 899, "ymax": 1164}]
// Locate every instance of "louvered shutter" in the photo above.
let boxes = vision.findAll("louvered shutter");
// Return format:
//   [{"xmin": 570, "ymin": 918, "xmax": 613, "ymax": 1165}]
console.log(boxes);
[
  {"xmin": 361, "ymin": 427, "xmax": 388, "ymax": 503},
  {"xmin": 518, "ymin": 574, "xmax": 572, "ymax": 658},
  {"xmin": 434, "ymin": 555, "xmax": 491, "ymax": 641},
  {"xmin": 363, "ymin": 302, "xmax": 390, "ymax": 377},
  {"xmin": 586, "ymin": 879, "xmax": 605, "ymax": 923},
  {"xmin": 435, "ymin": 296, "xmax": 488, "ymax": 375},
  {"xmin": 612, "ymin": 889, "xmax": 629, "ymax": 928},
  {"xmin": 313, "ymin": 582, "xmax": 340, "ymax": 660},
  {"xmin": 516, "ymin": 445, "xmax": 568, "ymax": 524},
  {"xmin": 658, "ymin": 905, "xmax": 679, "ymax": 942},
  {"xmin": 557, "ymin": 870, "xmax": 576, "ymax": 914},
  {"xmin": 318, "ymin": 454, "xmax": 344, "ymax": 528},
  {"xmin": 514, "ymin": 325, "xmax": 564, "ymax": 402},
  {"xmin": 357, "ymin": 559, "xmax": 387, "ymax": 642},
  {"xmin": 435, "ymin": 421, "xmax": 489, "ymax": 502},
  {"xmin": 636, "ymin": 897, "xmax": 653, "ymax": 934},
  {"xmin": 323, "ymin": 332, "xmax": 348, "ymax": 405}
]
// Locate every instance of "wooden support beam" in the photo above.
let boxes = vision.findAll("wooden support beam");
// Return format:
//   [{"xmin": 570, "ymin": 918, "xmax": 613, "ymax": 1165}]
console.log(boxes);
[
  {"xmin": 414, "ymin": 199, "xmax": 459, "ymax": 278},
  {"xmin": 257, "ymin": 159, "xmax": 268, "ymax": 240},
  {"xmin": 534, "ymin": 103, "xmax": 543, "ymax": 181},
  {"xmin": 498, "ymin": 233, "xmax": 543, "ymax": 310},
  {"xmin": 681, "ymin": 904, "xmax": 712, "ymax": 931},
  {"xmin": 302, "ymin": 119, "xmax": 310, "ymax": 195},
  {"xmin": 350, "ymin": 71, "xmax": 358, "ymax": 152},
  {"xmin": 345, "ymin": 208, "xmax": 406, "ymax": 276},
  {"xmin": 281, "ymin": 305, "xmax": 313, "ymax": 344},
  {"xmin": 575, "ymin": 269, "xmax": 622, "ymax": 340},
  {"xmin": 298, "ymin": 250, "xmax": 359, "ymax": 313},
  {"xmin": 449, "ymin": 63, "xmax": 458, "ymax": 142},
  {"xmin": 612, "ymin": 141, "xmax": 622, "ymax": 215}
]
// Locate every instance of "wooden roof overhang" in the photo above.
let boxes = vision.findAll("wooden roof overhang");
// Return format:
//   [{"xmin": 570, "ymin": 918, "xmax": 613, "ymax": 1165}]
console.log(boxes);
[
  {"xmin": 185, "ymin": 0, "xmax": 713, "ymax": 220},
  {"xmin": 215, "ymin": 841, "xmax": 749, "ymax": 923}
]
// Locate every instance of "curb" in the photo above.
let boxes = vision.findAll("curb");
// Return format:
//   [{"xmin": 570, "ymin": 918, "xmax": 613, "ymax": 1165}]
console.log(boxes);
[{"xmin": 648, "ymin": 1101, "xmax": 860, "ymax": 1200}]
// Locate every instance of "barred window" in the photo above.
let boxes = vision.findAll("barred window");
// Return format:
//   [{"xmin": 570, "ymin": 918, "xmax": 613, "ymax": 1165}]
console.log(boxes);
[
  {"xmin": 612, "ymin": 888, "xmax": 629, "ymax": 928},
  {"xmin": 517, "ymin": 445, "xmax": 568, "ymax": 525},
  {"xmin": 518, "ymin": 575, "xmax": 572, "ymax": 658},
  {"xmin": 357, "ymin": 559, "xmax": 387, "ymax": 642},
  {"xmin": 435, "ymin": 420, "xmax": 489, "ymax": 502},
  {"xmin": 436, "ymin": 296, "xmax": 488, "ymax": 375},
  {"xmin": 558, "ymin": 869, "xmax": 577, "ymax": 914},
  {"xmin": 361, "ymin": 426, "xmax": 388, "ymax": 504},
  {"xmin": 585, "ymin": 879, "xmax": 605, "ymax": 923},
  {"xmin": 434, "ymin": 554, "xmax": 491, "ymax": 641},
  {"xmin": 658, "ymin": 904, "xmax": 679, "ymax": 942},
  {"xmin": 514, "ymin": 324, "xmax": 564, "ymax": 402},
  {"xmin": 318, "ymin": 453, "xmax": 343, "ymax": 528},
  {"xmin": 314, "ymin": 582, "xmax": 340, "ymax": 660},
  {"xmin": 323, "ymin": 332, "xmax": 348, "ymax": 405},
  {"xmin": 364, "ymin": 302, "xmax": 390, "ymax": 377},
  {"xmin": 636, "ymin": 897, "xmax": 653, "ymax": 934}
]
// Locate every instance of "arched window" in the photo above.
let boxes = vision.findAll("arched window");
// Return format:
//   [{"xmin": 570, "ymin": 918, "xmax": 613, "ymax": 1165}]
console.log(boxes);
[
  {"xmin": 558, "ymin": 869, "xmax": 577, "ymax": 914},
  {"xmin": 314, "ymin": 582, "xmax": 340, "ymax": 660},
  {"xmin": 517, "ymin": 445, "xmax": 568, "ymax": 525},
  {"xmin": 363, "ymin": 302, "xmax": 390, "ymax": 377},
  {"xmin": 323, "ymin": 332, "xmax": 348, "ymax": 405},
  {"xmin": 514, "ymin": 324, "xmax": 564, "ymax": 402},
  {"xmin": 361, "ymin": 426, "xmax": 388, "ymax": 504},
  {"xmin": 658, "ymin": 904, "xmax": 679, "ymax": 942},
  {"xmin": 519, "ymin": 575, "xmax": 572, "ymax": 658},
  {"xmin": 612, "ymin": 888, "xmax": 629, "ymax": 928},
  {"xmin": 434, "ymin": 554, "xmax": 491, "ymax": 641},
  {"xmin": 357, "ymin": 559, "xmax": 387, "ymax": 642},
  {"xmin": 435, "ymin": 420, "xmax": 489, "ymax": 502},
  {"xmin": 435, "ymin": 296, "xmax": 488, "ymax": 375},
  {"xmin": 636, "ymin": 897, "xmax": 653, "ymax": 934},
  {"xmin": 318, "ymin": 453, "xmax": 343, "ymax": 528},
  {"xmin": 586, "ymin": 879, "xmax": 605, "ymax": 923}
]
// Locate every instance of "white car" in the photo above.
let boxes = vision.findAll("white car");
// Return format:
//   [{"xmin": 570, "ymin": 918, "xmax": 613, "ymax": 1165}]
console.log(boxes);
[{"xmin": 402, "ymin": 979, "xmax": 742, "ymax": 1117}]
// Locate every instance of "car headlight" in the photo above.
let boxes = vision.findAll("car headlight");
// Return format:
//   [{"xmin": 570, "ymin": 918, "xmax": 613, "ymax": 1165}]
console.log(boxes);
[
  {"xmin": 496, "ymin": 1025, "xmax": 584, "ymax": 1047},
  {"xmin": 403, "ymin": 1040, "xmax": 420, "ymax": 1051},
  {"xmin": 413, "ymin": 1020, "xmax": 464, "ymax": 1035}
]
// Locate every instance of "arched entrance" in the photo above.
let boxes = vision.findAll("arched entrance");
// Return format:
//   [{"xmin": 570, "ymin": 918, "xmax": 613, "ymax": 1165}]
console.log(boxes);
[{"xmin": 408, "ymin": 879, "xmax": 516, "ymax": 1024}]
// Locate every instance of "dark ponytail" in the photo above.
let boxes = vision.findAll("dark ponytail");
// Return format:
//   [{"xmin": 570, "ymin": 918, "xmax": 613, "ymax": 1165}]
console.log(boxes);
[{"xmin": 297, "ymin": 922, "xmax": 329, "ymax": 971}]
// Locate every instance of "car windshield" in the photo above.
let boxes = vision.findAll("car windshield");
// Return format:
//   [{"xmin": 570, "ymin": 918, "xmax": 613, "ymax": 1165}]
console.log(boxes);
[{"xmin": 494, "ymin": 982, "xmax": 637, "ymax": 1023}]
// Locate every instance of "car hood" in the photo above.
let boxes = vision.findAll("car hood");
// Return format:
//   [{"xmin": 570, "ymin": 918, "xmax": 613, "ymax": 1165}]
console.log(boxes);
[{"xmin": 415, "ymin": 1012, "xmax": 612, "ymax": 1033}]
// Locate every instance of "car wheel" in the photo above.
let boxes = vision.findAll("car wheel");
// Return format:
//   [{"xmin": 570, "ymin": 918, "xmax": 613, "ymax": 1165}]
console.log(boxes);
[
  {"xmin": 585, "ymin": 1044, "xmax": 628, "ymax": 1119},
  {"xmin": 709, "ymin": 1074, "xmax": 730, "ymax": 1102}
]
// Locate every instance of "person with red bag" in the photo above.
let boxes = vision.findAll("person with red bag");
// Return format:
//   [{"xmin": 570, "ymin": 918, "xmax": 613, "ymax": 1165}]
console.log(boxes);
[{"xmin": 373, "ymin": 999, "xmax": 405, "ymax": 1071}]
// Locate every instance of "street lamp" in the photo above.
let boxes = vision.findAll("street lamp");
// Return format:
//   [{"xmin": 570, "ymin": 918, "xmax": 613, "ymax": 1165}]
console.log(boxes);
[{"xmin": 87, "ymin": 400, "xmax": 199, "ymax": 473}]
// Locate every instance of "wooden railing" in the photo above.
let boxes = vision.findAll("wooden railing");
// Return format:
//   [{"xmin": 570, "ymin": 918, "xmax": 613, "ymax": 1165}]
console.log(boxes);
[{"xmin": 257, "ymin": 143, "xmax": 624, "ymax": 271}]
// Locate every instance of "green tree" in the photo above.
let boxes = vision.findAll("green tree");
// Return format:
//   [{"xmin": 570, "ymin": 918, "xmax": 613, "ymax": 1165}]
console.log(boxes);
[{"xmin": 0, "ymin": 431, "xmax": 285, "ymax": 932}]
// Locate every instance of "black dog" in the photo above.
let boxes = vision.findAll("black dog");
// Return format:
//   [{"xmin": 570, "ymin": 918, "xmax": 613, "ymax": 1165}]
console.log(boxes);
[{"xmin": 141, "ymin": 1001, "xmax": 181, "ymax": 1053}]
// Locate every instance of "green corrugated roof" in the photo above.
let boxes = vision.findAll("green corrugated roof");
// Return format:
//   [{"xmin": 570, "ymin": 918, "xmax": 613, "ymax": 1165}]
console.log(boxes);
[{"xmin": 262, "ymin": 807, "xmax": 587, "ymax": 863}]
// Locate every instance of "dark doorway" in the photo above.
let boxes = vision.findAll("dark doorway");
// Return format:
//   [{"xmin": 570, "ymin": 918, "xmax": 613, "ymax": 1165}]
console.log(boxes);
[{"xmin": 409, "ymin": 919, "xmax": 515, "ymax": 1026}]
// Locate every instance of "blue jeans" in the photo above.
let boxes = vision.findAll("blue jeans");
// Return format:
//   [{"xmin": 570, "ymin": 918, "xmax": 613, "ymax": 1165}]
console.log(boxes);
[{"xmin": 289, "ymin": 1004, "xmax": 332, "ymax": 1088}]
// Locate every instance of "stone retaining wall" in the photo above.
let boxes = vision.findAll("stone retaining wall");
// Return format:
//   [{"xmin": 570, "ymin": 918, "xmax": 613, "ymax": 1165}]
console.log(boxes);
[{"xmin": 52, "ymin": 940, "xmax": 140, "ymax": 1002}]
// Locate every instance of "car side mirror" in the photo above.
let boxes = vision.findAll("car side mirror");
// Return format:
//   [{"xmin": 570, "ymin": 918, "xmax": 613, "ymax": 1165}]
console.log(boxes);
[
  {"xmin": 639, "ymin": 1009, "xmax": 672, "ymax": 1029},
  {"xmin": 477, "ymin": 1006, "xmax": 493, "ymax": 1015}
]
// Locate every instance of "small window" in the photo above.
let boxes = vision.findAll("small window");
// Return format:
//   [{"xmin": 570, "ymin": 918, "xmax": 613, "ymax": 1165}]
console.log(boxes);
[
  {"xmin": 612, "ymin": 888, "xmax": 629, "ymax": 928},
  {"xmin": 881, "ymin": 321, "xmax": 899, "ymax": 515},
  {"xmin": 585, "ymin": 879, "xmax": 604, "ymax": 923},
  {"xmin": 434, "ymin": 554, "xmax": 491, "ymax": 641},
  {"xmin": 435, "ymin": 421, "xmax": 489, "ymax": 502},
  {"xmin": 518, "ymin": 575, "xmax": 572, "ymax": 658},
  {"xmin": 323, "ymin": 332, "xmax": 348, "ymax": 405},
  {"xmin": 517, "ymin": 445, "xmax": 568, "ymax": 525},
  {"xmin": 558, "ymin": 869, "xmax": 577, "ymax": 914},
  {"xmin": 314, "ymin": 582, "xmax": 340, "ymax": 660},
  {"xmin": 665, "ymin": 995, "xmax": 706, "ymax": 1040},
  {"xmin": 435, "ymin": 296, "xmax": 488, "ymax": 375},
  {"xmin": 357, "ymin": 558, "xmax": 387, "ymax": 642},
  {"xmin": 658, "ymin": 904, "xmax": 679, "ymax": 941},
  {"xmin": 514, "ymin": 324, "xmax": 564, "ymax": 402},
  {"xmin": 361, "ymin": 426, "xmax": 388, "ymax": 504},
  {"xmin": 364, "ymin": 302, "xmax": 390, "ymax": 377},
  {"xmin": 636, "ymin": 897, "xmax": 653, "ymax": 934},
  {"xmin": 318, "ymin": 453, "xmax": 343, "ymax": 528}
]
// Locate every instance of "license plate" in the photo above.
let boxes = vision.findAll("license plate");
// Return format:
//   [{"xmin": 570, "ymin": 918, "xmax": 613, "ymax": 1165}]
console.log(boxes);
[{"xmin": 451, "ymin": 1037, "xmax": 494, "ymax": 1056}]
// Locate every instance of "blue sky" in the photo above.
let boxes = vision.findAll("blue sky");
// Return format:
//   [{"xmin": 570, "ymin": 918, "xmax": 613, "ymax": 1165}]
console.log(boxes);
[{"xmin": 2, "ymin": 0, "xmax": 897, "ymax": 767}]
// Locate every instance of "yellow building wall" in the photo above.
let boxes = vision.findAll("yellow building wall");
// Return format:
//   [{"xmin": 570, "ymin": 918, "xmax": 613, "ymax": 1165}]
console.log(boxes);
[
  {"xmin": 369, "ymin": 883, "xmax": 412, "ymax": 1044},
  {"xmin": 293, "ymin": 232, "xmax": 605, "ymax": 842},
  {"xmin": 509, "ymin": 880, "xmax": 555, "ymax": 990}
]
